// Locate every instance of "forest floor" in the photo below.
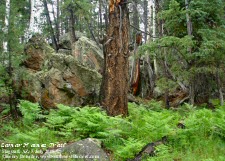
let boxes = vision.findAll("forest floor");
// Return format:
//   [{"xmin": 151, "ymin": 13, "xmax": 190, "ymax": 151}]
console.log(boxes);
[{"xmin": 0, "ymin": 99, "xmax": 225, "ymax": 161}]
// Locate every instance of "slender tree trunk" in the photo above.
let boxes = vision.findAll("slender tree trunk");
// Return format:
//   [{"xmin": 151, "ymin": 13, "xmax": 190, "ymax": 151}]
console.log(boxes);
[
  {"xmin": 3, "ymin": 0, "xmax": 10, "ymax": 53},
  {"xmin": 59, "ymin": 0, "xmax": 64, "ymax": 35},
  {"xmin": 143, "ymin": 0, "xmax": 148, "ymax": 43},
  {"xmin": 185, "ymin": 0, "xmax": 194, "ymax": 104},
  {"xmin": 103, "ymin": 0, "xmax": 109, "ymax": 30},
  {"xmin": 25, "ymin": 0, "xmax": 35, "ymax": 39},
  {"xmin": 5, "ymin": 0, "xmax": 13, "ymax": 115},
  {"xmin": 50, "ymin": 0, "xmax": 59, "ymax": 43},
  {"xmin": 132, "ymin": 0, "xmax": 139, "ymax": 39},
  {"xmin": 4, "ymin": 0, "xmax": 17, "ymax": 118},
  {"xmin": 56, "ymin": 0, "xmax": 60, "ymax": 41},
  {"xmin": 216, "ymin": 70, "xmax": 224, "ymax": 106},
  {"xmin": 99, "ymin": 0, "xmax": 103, "ymax": 36},
  {"xmin": 152, "ymin": 0, "xmax": 158, "ymax": 76},
  {"xmin": 130, "ymin": 0, "xmax": 140, "ymax": 87},
  {"xmin": 155, "ymin": 0, "xmax": 162, "ymax": 37},
  {"xmin": 101, "ymin": 0, "xmax": 130, "ymax": 116},
  {"xmin": 43, "ymin": 0, "xmax": 58, "ymax": 51},
  {"xmin": 145, "ymin": 0, "xmax": 155, "ymax": 95},
  {"xmin": 64, "ymin": 17, "xmax": 69, "ymax": 33},
  {"xmin": 68, "ymin": 7, "xmax": 77, "ymax": 43},
  {"xmin": 185, "ymin": 0, "xmax": 192, "ymax": 36}
]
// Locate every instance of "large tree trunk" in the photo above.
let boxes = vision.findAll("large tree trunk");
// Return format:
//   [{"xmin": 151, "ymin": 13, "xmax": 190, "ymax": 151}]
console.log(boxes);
[{"xmin": 100, "ymin": 0, "xmax": 130, "ymax": 117}]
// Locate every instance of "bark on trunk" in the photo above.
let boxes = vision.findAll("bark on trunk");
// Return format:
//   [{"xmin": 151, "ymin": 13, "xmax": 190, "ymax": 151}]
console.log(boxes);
[
  {"xmin": 216, "ymin": 71, "xmax": 224, "ymax": 106},
  {"xmin": 103, "ymin": 0, "xmax": 109, "ymax": 30},
  {"xmin": 4, "ymin": 0, "xmax": 18, "ymax": 118},
  {"xmin": 56, "ymin": 0, "xmax": 60, "ymax": 41},
  {"xmin": 101, "ymin": 0, "xmax": 130, "ymax": 116},
  {"xmin": 143, "ymin": 0, "xmax": 148, "ymax": 43},
  {"xmin": 43, "ymin": 0, "xmax": 58, "ymax": 51},
  {"xmin": 26, "ymin": 0, "xmax": 35, "ymax": 39},
  {"xmin": 185, "ymin": 0, "xmax": 192, "ymax": 36},
  {"xmin": 50, "ymin": 0, "xmax": 59, "ymax": 42},
  {"xmin": 185, "ymin": 0, "xmax": 194, "ymax": 104},
  {"xmin": 132, "ymin": 0, "xmax": 139, "ymax": 40},
  {"xmin": 99, "ymin": 0, "xmax": 103, "ymax": 36},
  {"xmin": 144, "ymin": 0, "xmax": 155, "ymax": 95},
  {"xmin": 152, "ymin": 0, "xmax": 158, "ymax": 76},
  {"xmin": 3, "ymin": 0, "xmax": 10, "ymax": 53},
  {"xmin": 69, "ymin": 7, "xmax": 77, "ymax": 43}
]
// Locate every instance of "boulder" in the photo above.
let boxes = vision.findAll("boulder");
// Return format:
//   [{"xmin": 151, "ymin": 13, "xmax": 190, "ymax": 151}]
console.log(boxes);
[
  {"xmin": 41, "ymin": 138, "xmax": 109, "ymax": 161},
  {"xmin": 153, "ymin": 87, "xmax": 163, "ymax": 99},
  {"xmin": 24, "ymin": 35, "xmax": 55, "ymax": 71},
  {"xmin": 58, "ymin": 49, "xmax": 71, "ymax": 55},
  {"xmin": 21, "ymin": 35, "xmax": 102, "ymax": 108},
  {"xmin": 58, "ymin": 32, "xmax": 86, "ymax": 50},
  {"xmin": 72, "ymin": 36, "xmax": 103, "ymax": 71}
]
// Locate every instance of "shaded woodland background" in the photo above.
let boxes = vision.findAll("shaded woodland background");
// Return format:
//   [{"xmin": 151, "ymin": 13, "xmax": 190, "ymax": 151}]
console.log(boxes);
[{"xmin": 0, "ymin": 0, "xmax": 225, "ymax": 160}]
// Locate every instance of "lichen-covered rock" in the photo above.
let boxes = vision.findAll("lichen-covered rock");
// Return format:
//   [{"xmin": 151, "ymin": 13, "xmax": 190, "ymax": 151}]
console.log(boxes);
[
  {"xmin": 41, "ymin": 138, "xmax": 109, "ymax": 161},
  {"xmin": 153, "ymin": 87, "xmax": 163, "ymax": 98},
  {"xmin": 23, "ymin": 35, "xmax": 54, "ymax": 71},
  {"xmin": 22, "ymin": 35, "xmax": 102, "ymax": 108},
  {"xmin": 58, "ymin": 49, "xmax": 71, "ymax": 55},
  {"xmin": 72, "ymin": 36, "xmax": 103, "ymax": 71},
  {"xmin": 58, "ymin": 32, "xmax": 86, "ymax": 49}
]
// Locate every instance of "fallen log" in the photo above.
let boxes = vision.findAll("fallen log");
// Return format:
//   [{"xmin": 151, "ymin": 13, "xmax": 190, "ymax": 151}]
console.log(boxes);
[{"xmin": 127, "ymin": 136, "xmax": 167, "ymax": 161}]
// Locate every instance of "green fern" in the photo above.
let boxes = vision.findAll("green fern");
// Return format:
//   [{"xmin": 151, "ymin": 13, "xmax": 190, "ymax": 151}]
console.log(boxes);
[
  {"xmin": 18, "ymin": 100, "xmax": 43, "ymax": 126},
  {"xmin": 2, "ymin": 101, "xmax": 225, "ymax": 161}
]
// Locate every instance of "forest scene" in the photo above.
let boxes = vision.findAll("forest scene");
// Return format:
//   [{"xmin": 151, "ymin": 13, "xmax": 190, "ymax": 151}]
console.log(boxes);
[{"xmin": 0, "ymin": 0, "xmax": 225, "ymax": 160}]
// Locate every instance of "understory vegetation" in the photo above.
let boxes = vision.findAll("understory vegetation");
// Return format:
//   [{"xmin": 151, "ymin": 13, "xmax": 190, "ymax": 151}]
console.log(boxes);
[{"xmin": 0, "ymin": 100, "xmax": 225, "ymax": 161}]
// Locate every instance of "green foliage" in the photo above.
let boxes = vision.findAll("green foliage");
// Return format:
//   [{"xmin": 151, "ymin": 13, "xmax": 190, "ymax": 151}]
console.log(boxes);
[
  {"xmin": 140, "ymin": 0, "xmax": 225, "ymax": 104},
  {"xmin": 0, "ymin": 0, "xmax": 28, "ymax": 117},
  {"xmin": 169, "ymin": 105, "xmax": 225, "ymax": 161},
  {"xmin": 160, "ymin": 0, "xmax": 187, "ymax": 36},
  {"xmin": 18, "ymin": 100, "xmax": 43, "ymax": 126},
  {"xmin": 1, "ymin": 101, "xmax": 225, "ymax": 160},
  {"xmin": 214, "ymin": 107, "xmax": 225, "ymax": 139}
]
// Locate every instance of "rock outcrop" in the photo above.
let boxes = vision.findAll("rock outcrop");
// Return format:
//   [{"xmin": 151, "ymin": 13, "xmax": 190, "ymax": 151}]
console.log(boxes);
[
  {"xmin": 72, "ymin": 36, "xmax": 103, "ymax": 71},
  {"xmin": 21, "ymin": 35, "xmax": 102, "ymax": 108},
  {"xmin": 58, "ymin": 32, "xmax": 104, "ymax": 71},
  {"xmin": 41, "ymin": 138, "xmax": 109, "ymax": 161},
  {"xmin": 58, "ymin": 31, "xmax": 85, "ymax": 50}
]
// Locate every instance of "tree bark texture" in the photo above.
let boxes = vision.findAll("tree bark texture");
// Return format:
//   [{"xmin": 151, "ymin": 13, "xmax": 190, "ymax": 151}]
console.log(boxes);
[
  {"xmin": 69, "ymin": 7, "xmax": 77, "ymax": 43},
  {"xmin": 43, "ymin": 0, "xmax": 58, "ymax": 51},
  {"xmin": 101, "ymin": 0, "xmax": 130, "ymax": 116},
  {"xmin": 132, "ymin": 0, "xmax": 139, "ymax": 40},
  {"xmin": 56, "ymin": 0, "xmax": 60, "ymax": 41},
  {"xmin": 143, "ymin": 0, "xmax": 148, "ymax": 43},
  {"xmin": 216, "ymin": 70, "xmax": 224, "ymax": 106},
  {"xmin": 98, "ymin": 0, "xmax": 103, "ymax": 36}
]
